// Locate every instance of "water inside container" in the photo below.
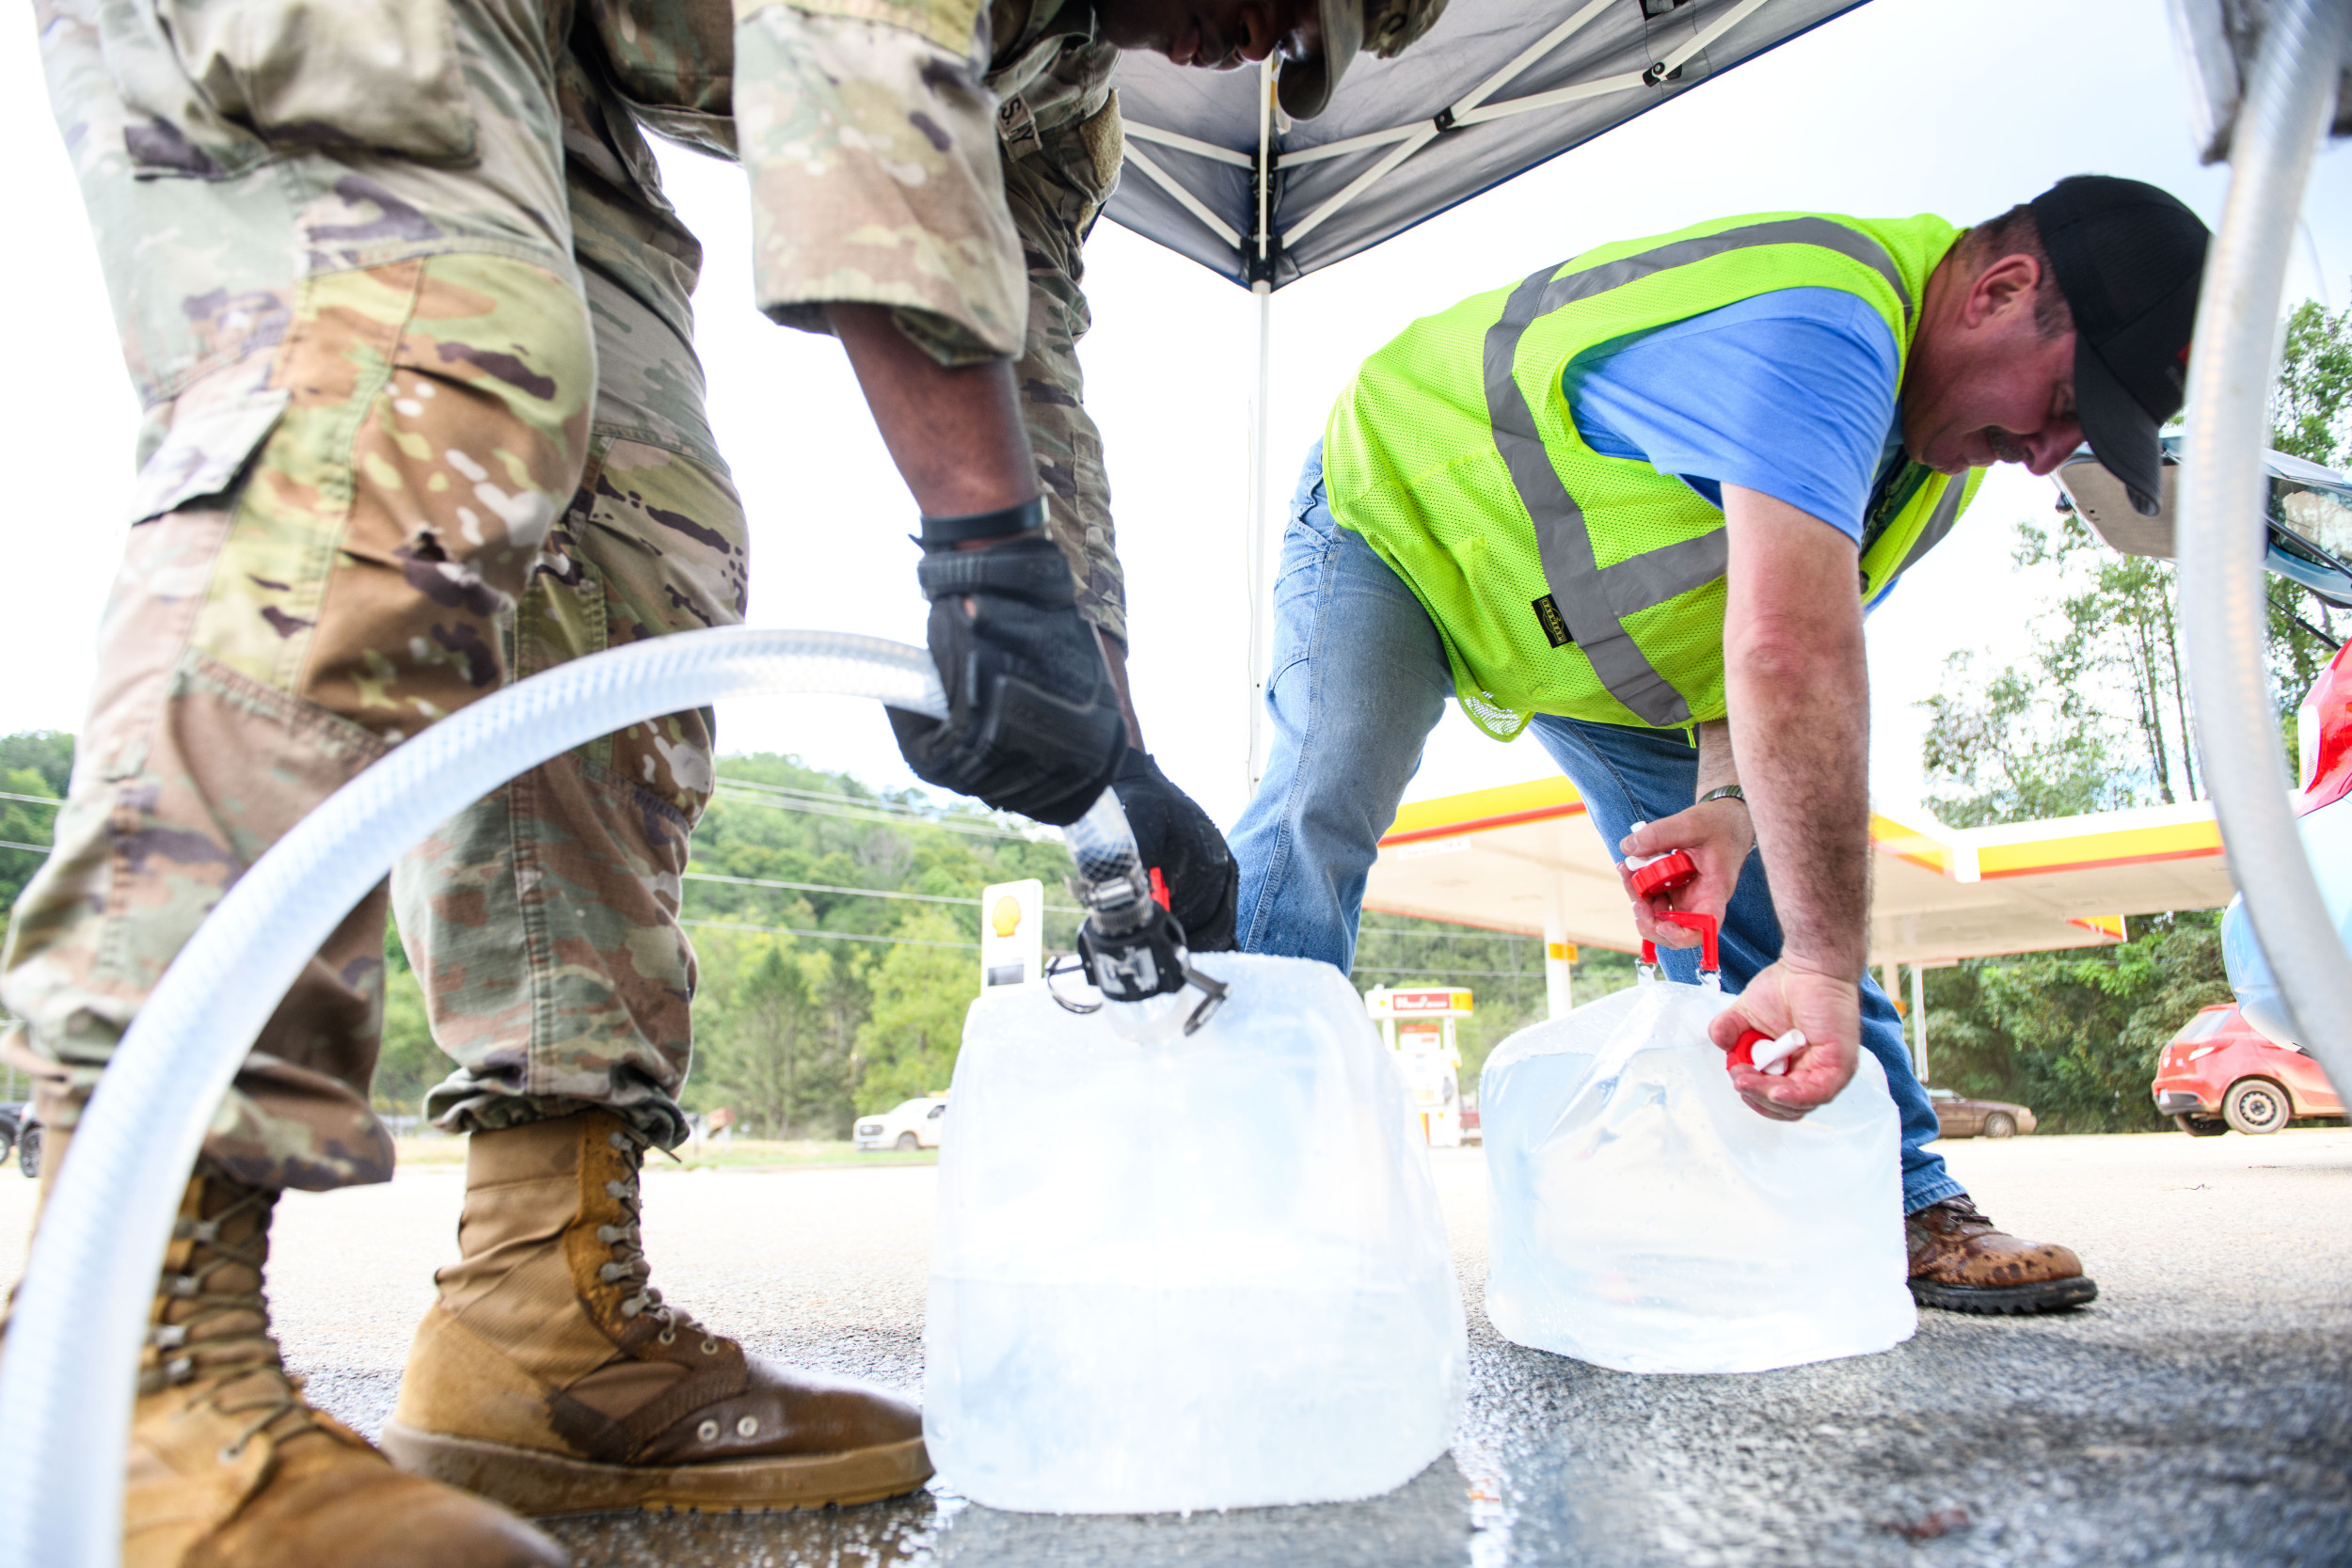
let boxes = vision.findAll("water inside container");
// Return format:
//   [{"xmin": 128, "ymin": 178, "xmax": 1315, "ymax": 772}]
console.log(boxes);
[
  {"xmin": 926, "ymin": 953, "xmax": 1467, "ymax": 1513},
  {"xmin": 1482, "ymin": 980, "xmax": 1915, "ymax": 1374}
]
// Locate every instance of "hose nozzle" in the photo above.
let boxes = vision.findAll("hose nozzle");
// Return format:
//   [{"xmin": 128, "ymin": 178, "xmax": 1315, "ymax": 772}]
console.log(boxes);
[{"xmin": 1057, "ymin": 790, "xmax": 1229, "ymax": 1032}]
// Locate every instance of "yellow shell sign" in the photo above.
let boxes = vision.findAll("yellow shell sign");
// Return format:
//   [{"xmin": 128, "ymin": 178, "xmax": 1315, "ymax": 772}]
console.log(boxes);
[{"xmin": 991, "ymin": 895, "xmax": 1024, "ymax": 939}]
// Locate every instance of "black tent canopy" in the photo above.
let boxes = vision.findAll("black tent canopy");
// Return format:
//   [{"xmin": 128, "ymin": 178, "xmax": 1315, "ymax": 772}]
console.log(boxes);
[{"xmin": 1104, "ymin": 0, "xmax": 1870, "ymax": 289}]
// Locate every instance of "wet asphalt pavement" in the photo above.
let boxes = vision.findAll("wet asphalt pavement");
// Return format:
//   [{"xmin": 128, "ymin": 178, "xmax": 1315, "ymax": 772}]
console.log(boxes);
[{"xmin": 5, "ymin": 1129, "xmax": 2343, "ymax": 1565}]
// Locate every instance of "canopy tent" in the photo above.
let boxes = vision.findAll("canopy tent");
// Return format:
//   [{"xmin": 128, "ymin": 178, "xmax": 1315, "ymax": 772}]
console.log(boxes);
[
  {"xmin": 1104, "ymin": 0, "xmax": 1871, "ymax": 288},
  {"xmin": 1094, "ymin": 0, "xmax": 1873, "ymax": 784}
]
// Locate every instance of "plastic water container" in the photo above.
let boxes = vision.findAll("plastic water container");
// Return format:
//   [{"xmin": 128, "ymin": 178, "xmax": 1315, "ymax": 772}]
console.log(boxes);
[
  {"xmin": 924, "ymin": 953, "xmax": 1467, "ymax": 1513},
  {"xmin": 1481, "ymin": 968, "xmax": 1915, "ymax": 1374}
]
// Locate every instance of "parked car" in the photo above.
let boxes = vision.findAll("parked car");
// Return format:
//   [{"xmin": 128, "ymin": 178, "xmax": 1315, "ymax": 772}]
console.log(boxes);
[
  {"xmin": 2152, "ymin": 1003, "xmax": 2344, "ymax": 1135},
  {"xmin": 2219, "ymin": 623, "xmax": 2352, "ymax": 1088},
  {"xmin": 7, "ymin": 1104, "xmax": 40, "ymax": 1179},
  {"xmin": 1458, "ymin": 1099, "xmax": 1482, "ymax": 1146},
  {"xmin": 1926, "ymin": 1087, "xmax": 2036, "ymax": 1140},
  {"xmin": 854, "ymin": 1094, "xmax": 946, "ymax": 1153}
]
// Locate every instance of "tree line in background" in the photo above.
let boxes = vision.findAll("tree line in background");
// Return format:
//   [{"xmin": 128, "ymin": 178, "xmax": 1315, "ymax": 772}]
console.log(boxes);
[{"xmin": 1908, "ymin": 293, "xmax": 2352, "ymax": 1132}]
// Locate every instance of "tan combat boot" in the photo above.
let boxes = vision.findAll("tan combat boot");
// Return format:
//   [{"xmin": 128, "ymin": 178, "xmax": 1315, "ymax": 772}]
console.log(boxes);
[
  {"xmin": 1906, "ymin": 1196, "xmax": 2099, "ymax": 1314},
  {"xmin": 380, "ymin": 1110, "xmax": 929, "ymax": 1513},
  {"xmin": 104, "ymin": 1150, "xmax": 565, "ymax": 1567}
]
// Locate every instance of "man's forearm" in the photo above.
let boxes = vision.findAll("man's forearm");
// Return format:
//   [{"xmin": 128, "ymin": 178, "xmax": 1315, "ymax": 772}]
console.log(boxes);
[
  {"xmin": 828, "ymin": 303, "xmax": 1037, "ymax": 518},
  {"xmin": 1722, "ymin": 489, "xmax": 1872, "ymax": 976},
  {"xmin": 1693, "ymin": 719, "xmax": 1737, "ymax": 798}
]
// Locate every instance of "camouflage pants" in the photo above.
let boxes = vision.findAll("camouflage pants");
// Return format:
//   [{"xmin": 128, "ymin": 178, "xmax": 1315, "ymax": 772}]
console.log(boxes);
[{"xmin": 3, "ymin": 0, "xmax": 742, "ymax": 1189}]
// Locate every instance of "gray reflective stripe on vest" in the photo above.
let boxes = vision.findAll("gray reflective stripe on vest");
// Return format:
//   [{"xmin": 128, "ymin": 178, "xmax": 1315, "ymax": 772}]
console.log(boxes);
[
  {"xmin": 1485, "ymin": 217, "xmax": 1914, "ymax": 727},
  {"xmin": 1889, "ymin": 475, "xmax": 1967, "ymax": 579}
]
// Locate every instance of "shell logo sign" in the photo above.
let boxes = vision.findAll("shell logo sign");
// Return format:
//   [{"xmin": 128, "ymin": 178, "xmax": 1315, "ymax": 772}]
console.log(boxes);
[
  {"xmin": 1368, "ymin": 988, "xmax": 1474, "ymax": 1017},
  {"xmin": 979, "ymin": 879, "xmax": 1043, "ymax": 990}
]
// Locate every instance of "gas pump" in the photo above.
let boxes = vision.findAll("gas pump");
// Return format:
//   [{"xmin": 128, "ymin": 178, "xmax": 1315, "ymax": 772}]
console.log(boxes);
[{"xmin": 1363, "ymin": 986, "xmax": 1474, "ymax": 1148}]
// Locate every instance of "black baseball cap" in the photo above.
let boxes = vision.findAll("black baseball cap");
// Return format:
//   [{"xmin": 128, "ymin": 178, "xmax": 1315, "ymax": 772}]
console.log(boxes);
[{"xmin": 2030, "ymin": 176, "xmax": 2211, "ymax": 516}]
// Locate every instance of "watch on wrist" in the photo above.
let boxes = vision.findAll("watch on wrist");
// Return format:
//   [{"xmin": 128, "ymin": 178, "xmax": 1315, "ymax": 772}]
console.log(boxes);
[{"xmin": 1697, "ymin": 784, "xmax": 1746, "ymax": 808}]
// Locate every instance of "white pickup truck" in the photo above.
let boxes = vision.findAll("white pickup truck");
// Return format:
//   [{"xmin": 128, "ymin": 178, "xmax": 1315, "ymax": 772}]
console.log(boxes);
[{"xmin": 854, "ymin": 1094, "xmax": 947, "ymax": 1152}]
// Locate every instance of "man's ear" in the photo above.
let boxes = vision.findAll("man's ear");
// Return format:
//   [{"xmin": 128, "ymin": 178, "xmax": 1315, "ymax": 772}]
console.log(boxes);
[{"xmin": 1964, "ymin": 252, "xmax": 2043, "ymax": 328}]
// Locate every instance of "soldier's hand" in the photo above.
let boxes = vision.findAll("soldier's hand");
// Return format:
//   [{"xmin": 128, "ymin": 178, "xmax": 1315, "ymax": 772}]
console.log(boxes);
[
  {"xmin": 1113, "ymin": 750, "xmax": 1238, "ymax": 952},
  {"xmin": 888, "ymin": 526, "xmax": 1126, "ymax": 827}
]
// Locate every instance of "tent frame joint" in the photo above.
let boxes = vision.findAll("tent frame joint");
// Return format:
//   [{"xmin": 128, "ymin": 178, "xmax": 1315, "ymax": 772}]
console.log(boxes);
[{"xmin": 1244, "ymin": 138, "xmax": 1284, "ymax": 284}]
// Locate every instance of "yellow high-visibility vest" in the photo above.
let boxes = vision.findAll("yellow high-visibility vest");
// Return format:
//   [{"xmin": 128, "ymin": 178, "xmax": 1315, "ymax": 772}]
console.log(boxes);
[{"xmin": 1323, "ymin": 211, "xmax": 1987, "ymax": 737}]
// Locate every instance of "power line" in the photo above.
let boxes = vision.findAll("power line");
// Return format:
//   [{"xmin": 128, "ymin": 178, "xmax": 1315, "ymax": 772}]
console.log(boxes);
[
  {"xmin": 678, "ymin": 917, "xmax": 979, "ymax": 951},
  {"xmin": 0, "ymin": 840, "xmax": 52, "ymax": 855},
  {"xmin": 688, "ymin": 871, "xmax": 970, "ymax": 907},
  {"xmin": 1359, "ymin": 926, "xmax": 1531, "ymax": 942},
  {"xmin": 683, "ymin": 870, "xmax": 1083, "ymax": 916},
  {"xmin": 1350, "ymin": 965, "xmax": 1543, "ymax": 980},
  {"xmin": 0, "ymin": 793, "xmax": 59, "ymax": 809},
  {"xmin": 710, "ymin": 779, "xmax": 1043, "ymax": 842}
]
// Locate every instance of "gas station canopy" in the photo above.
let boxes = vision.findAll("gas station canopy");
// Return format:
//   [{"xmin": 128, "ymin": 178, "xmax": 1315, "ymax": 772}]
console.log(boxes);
[
  {"xmin": 1364, "ymin": 778, "xmax": 2234, "ymax": 966},
  {"xmin": 1105, "ymin": 0, "xmax": 1870, "ymax": 288}
]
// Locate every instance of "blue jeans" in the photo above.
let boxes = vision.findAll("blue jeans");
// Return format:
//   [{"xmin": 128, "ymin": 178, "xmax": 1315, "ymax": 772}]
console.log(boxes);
[{"xmin": 1232, "ymin": 444, "xmax": 1963, "ymax": 1215}]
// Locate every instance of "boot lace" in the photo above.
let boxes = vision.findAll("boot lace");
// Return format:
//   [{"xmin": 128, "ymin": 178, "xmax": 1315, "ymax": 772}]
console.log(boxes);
[
  {"xmin": 140, "ymin": 1180, "xmax": 320, "ymax": 1460},
  {"xmin": 594, "ymin": 1127, "xmax": 721, "ymax": 1354}
]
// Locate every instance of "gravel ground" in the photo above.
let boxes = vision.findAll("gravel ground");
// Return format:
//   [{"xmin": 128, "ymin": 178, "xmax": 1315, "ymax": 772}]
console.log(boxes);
[{"xmin": 6, "ymin": 1127, "xmax": 2344, "ymax": 1565}]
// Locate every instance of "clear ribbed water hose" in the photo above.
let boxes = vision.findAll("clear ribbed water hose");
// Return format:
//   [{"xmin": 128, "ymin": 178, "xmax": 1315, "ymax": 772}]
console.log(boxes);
[
  {"xmin": 2178, "ymin": 0, "xmax": 2352, "ymax": 1106},
  {"xmin": 0, "ymin": 629, "xmax": 950, "ymax": 1568}
]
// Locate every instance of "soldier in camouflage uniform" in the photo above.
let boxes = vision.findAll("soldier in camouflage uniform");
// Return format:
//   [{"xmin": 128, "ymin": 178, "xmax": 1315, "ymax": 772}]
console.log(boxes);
[{"xmin": 7, "ymin": 0, "xmax": 1445, "ymax": 1558}]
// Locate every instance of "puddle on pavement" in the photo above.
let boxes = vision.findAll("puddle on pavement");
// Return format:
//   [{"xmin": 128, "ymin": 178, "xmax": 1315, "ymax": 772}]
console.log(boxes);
[{"xmin": 543, "ymin": 1455, "xmax": 1489, "ymax": 1567}]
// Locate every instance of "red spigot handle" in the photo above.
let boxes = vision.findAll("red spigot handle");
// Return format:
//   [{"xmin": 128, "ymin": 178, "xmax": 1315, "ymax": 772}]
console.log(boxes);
[
  {"xmin": 1654, "ymin": 910, "xmax": 1719, "ymax": 973},
  {"xmin": 1728, "ymin": 1027, "xmax": 1772, "ymax": 1070},
  {"xmin": 1628, "ymin": 848, "xmax": 1697, "ymax": 901}
]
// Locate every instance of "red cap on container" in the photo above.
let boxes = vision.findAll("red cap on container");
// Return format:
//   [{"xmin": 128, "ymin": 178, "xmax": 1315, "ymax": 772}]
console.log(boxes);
[
  {"xmin": 1728, "ymin": 1028, "xmax": 1772, "ymax": 1070},
  {"xmin": 1628, "ymin": 848, "xmax": 1697, "ymax": 901}
]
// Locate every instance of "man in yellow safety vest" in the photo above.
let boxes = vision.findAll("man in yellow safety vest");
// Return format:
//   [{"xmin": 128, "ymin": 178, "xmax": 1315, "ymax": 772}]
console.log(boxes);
[{"xmin": 1232, "ymin": 176, "xmax": 2210, "ymax": 1315}]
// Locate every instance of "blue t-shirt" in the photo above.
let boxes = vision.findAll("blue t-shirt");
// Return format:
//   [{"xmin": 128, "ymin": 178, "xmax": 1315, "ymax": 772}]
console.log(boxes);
[{"xmin": 1562, "ymin": 288, "xmax": 1905, "ymax": 544}]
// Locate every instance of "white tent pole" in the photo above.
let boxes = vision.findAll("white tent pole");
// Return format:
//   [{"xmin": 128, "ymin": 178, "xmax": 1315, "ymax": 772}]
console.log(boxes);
[
  {"xmin": 1247, "ymin": 278, "xmax": 1273, "ymax": 795},
  {"xmin": 1245, "ymin": 55, "xmax": 1278, "ymax": 799}
]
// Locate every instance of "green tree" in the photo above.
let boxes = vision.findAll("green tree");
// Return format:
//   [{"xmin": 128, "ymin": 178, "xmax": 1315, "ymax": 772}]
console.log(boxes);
[
  {"xmin": 1923, "ymin": 914, "xmax": 2232, "ymax": 1132},
  {"xmin": 853, "ymin": 910, "xmax": 977, "ymax": 1113},
  {"xmin": 691, "ymin": 934, "xmax": 857, "ymax": 1136},
  {"xmin": 1917, "ymin": 647, "xmax": 2131, "ymax": 828},
  {"xmin": 2273, "ymin": 298, "xmax": 2352, "ymax": 465},
  {"xmin": 373, "ymin": 926, "xmax": 443, "ymax": 1118},
  {"xmin": 0, "ymin": 732, "xmax": 71, "ymax": 915}
]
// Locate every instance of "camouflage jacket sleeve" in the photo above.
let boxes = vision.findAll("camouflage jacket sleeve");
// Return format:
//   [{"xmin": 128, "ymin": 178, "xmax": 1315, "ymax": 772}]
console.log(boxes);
[
  {"xmin": 986, "ymin": 1, "xmax": 1124, "ymax": 640},
  {"xmin": 734, "ymin": 0, "xmax": 1025, "ymax": 365}
]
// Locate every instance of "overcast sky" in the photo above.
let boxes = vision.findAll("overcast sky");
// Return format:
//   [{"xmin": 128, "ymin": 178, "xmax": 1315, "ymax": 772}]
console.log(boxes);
[{"xmin": 3, "ymin": 0, "xmax": 2346, "ymax": 834}]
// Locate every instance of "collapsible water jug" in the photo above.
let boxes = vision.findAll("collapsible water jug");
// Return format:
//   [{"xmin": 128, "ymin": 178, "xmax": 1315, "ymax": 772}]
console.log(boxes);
[
  {"xmin": 1481, "ymin": 922, "xmax": 1915, "ymax": 1374},
  {"xmin": 924, "ymin": 953, "xmax": 1468, "ymax": 1513}
]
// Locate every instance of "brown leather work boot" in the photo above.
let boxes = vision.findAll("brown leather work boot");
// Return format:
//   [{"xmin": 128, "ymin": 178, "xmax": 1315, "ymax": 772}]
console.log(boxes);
[
  {"xmin": 1906, "ymin": 1196, "xmax": 2099, "ymax": 1314},
  {"xmin": 115, "ymin": 1158, "xmax": 564, "ymax": 1568},
  {"xmin": 380, "ymin": 1110, "xmax": 929, "ymax": 1514}
]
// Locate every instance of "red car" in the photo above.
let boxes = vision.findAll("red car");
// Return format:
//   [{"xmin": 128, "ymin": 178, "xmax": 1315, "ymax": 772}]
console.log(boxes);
[{"xmin": 2152, "ymin": 1004, "xmax": 2345, "ymax": 1135}]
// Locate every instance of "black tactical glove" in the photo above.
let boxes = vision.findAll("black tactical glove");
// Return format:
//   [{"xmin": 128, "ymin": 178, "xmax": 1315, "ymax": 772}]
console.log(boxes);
[
  {"xmin": 1113, "ymin": 748, "xmax": 1238, "ymax": 952},
  {"xmin": 888, "ymin": 506, "xmax": 1126, "ymax": 828}
]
